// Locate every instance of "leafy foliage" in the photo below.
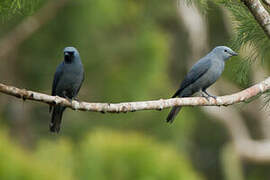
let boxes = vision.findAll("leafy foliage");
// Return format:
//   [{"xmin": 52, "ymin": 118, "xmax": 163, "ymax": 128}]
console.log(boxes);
[
  {"xmin": 0, "ymin": 128, "xmax": 203, "ymax": 180},
  {"xmin": 0, "ymin": 0, "xmax": 42, "ymax": 19},
  {"xmin": 0, "ymin": 128, "xmax": 72, "ymax": 180}
]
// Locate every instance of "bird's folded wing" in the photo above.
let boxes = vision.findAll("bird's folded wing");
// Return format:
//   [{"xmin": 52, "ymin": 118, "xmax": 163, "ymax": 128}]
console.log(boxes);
[
  {"xmin": 50, "ymin": 62, "xmax": 64, "ymax": 113},
  {"xmin": 172, "ymin": 57, "xmax": 211, "ymax": 98},
  {"xmin": 52, "ymin": 62, "xmax": 64, "ymax": 96}
]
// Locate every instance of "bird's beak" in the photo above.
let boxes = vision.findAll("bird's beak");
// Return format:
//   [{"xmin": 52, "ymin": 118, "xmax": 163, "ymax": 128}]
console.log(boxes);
[
  {"xmin": 64, "ymin": 52, "xmax": 69, "ymax": 57},
  {"xmin": 231, "ymin": 51, "xmax": 238, "ymax": 56},
  {"xmin": 64, "ymin": 52, "xmax": 72, "ymax": 62}
]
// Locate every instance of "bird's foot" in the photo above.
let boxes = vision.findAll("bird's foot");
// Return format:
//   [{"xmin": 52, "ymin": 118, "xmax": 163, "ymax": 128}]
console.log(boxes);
[
  {"xmin": 67, "ymin": 98, "xmax": 72, "ymax": 103},
  {"xmin": 72, "ymin": 100, "xmax": 80, "ymax": 110},
  {"xmin": 201, "ymin": 93, "xmax": 211, "ymax": 101},
  {"xmin": 63, "ymin": 91, "xmax": 73, "ymax": 103},
  {"xmin": 206, "ymin": 94, "xmax": 216, "ymax": 99},
  {"xmin": 63, "ymin": 95, "xmax": 72, "ymax": 103},
  {"xmin": 201, "ymin": 91, "xmax": 216, "ymax": 101},
  {"xmin": 73, "ymin": 97, "xmax": 81, "ymax": 102}
]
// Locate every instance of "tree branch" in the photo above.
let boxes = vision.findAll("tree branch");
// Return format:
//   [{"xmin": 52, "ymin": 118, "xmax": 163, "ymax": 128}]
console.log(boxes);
[
  {"xmin": 204, "ymin": 103, "xmax": 270, "ymax": 163},
  {"xmin": 0, "ymin": 77, "xmax": 270, "ymax": 113},
  {"xmin": 262, "ymin": 0, "xmax": 270, "ymax": 7},
  {"xmin": 241, "ymin": 0, "xmax": 270, "ymax": 38}
]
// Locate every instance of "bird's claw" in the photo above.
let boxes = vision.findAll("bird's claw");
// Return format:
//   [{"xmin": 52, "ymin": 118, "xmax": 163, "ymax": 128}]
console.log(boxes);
[
  {"xmin": 206, "ymin": 94, "xmax": 216, "ymax": 99},
  {"xmin": 63, "ymin": 95, "xmax": 72, "ymax": 103},
  {"xmin": 201, "ymin": 92, "xmax": 216, "ymax": 101},
  {"xmin": 73, "ymin": 97, "xmax": 81, "ymax": 102},
  {"xmin": 201, "ymin": 94, "xmax": 210, "ymax": 101}
]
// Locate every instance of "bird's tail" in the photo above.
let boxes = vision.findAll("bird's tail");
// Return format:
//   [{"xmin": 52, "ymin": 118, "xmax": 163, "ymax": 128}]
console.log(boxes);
[
  {"xmin": 166, "ymin": 106, "xmax": 182, "ymax": 123},
  {"xmin": 50, "ymin": 105, "xmax": 65, "ymax": 133}
]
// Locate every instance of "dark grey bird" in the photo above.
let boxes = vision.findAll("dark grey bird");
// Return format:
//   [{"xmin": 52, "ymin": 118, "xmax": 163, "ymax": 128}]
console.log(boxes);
[
  {"xmin": 49, "ymin": 47, "xmax": 84, "ymax": 133},
  {"xmin": 166, "ymin": 46, "xmax": 237, "ymax": 123}
]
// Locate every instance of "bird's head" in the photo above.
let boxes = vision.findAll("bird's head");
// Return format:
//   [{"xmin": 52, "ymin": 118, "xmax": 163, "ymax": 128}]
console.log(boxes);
[
  {"xmin": 212, "ymin": 46, "xmax": 238, "ymax": 61},
  {"xmin": 63, "ymin": 47, "xmax": 79, "ymax": 63}
]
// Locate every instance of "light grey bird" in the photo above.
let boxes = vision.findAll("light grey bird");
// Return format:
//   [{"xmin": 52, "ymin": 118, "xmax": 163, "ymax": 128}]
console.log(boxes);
[
  {"xmin": 49, "ymin": 47, "xmax": 84, "ymax": 133},
  {"xmin": 166, "ymin": 46, "xmax": 237, "ymax": 123}
]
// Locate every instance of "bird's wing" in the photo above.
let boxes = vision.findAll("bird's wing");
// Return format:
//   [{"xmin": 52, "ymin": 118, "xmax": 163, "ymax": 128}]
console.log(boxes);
[
  {"xmin": 50, "ymin": 62, "xmax": 64, "ymax": 113},
  {"xmin": 52, "ymin": 62, "xmax": 64, "ymax": 96},
  {"xmin": 172, "ymin": 57, "xmax": 212, "ymax": 98},
  {"xmin": 75, "ymin": 70, "xmax": 85, "ymax": 96}
]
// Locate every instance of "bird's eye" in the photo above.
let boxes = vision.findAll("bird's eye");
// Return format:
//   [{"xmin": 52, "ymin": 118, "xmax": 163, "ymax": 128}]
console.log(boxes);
[{"xmin": 224, "ymin": 50, "xmax": 227, "ymax": 52}]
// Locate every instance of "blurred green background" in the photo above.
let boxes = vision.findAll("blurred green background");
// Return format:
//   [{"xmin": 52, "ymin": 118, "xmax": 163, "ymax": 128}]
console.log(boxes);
[{"xmin": 0, "ymin": 0, "xmax": 269, "ymax": 179}]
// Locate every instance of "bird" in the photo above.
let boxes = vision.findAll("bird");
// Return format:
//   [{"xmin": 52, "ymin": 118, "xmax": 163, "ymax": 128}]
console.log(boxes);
[
  {"xmin": 49, "ymin": 47, "xmax": 84, "ymax": 133},
  {"xmin": 166, "ymin": 46, "xmax": 237, "ymax": 123}
]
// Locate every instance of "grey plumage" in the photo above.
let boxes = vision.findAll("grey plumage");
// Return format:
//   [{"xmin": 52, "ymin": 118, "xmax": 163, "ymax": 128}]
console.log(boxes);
[
  {"xmin": 166, "ymin": 46, "xmax": 237, "ymax": 123},
  {"xmin": 50, "ymin": 47, "xmax": 84, "ymax": 133}
]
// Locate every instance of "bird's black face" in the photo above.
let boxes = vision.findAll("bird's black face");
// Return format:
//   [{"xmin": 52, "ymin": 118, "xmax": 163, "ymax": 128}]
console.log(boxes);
[
  {"xmin": 63, "ymin": 47, "xmax": 79, "ymax": 63},
  {"xmin": 64, "ymin": 51, "xmax": 75, "ymax": 63}
]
